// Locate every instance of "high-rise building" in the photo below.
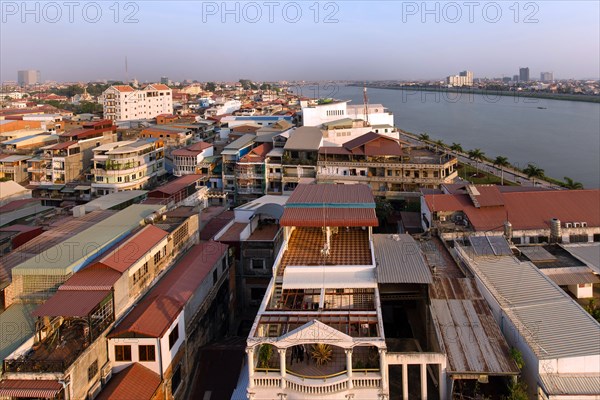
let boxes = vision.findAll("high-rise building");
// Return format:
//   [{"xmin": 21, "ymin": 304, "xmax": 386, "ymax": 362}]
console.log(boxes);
[
  {"xmin": 446, "ymin": 70, "xmax": 474, "ymax": 87},
  {"xmin": 160, "ymin": 76, "xmax": 170, "ymax": 85},
  {"xmin": 513, "ymin": 75, "xmax": 520, "ymax": 82},
  {"xmin": 17, "ymin": 70, "xmax": 40, "ymax": 86},
  {"xmin": 519, "ymin": 67, "xmax": 530, "ymax": 82},
  {"xmin": 540, "ymin": 72, "xmax": 554, "ymax": 82}
]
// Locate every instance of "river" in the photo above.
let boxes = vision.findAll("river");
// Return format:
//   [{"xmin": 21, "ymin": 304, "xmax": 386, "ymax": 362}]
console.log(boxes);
[{"xmin": 297, "ymin": 85, "xmax": 600, "ymax": 188}]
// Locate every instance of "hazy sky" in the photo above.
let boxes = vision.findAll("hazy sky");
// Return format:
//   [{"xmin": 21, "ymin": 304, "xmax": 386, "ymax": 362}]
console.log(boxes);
[{"xmin": 1, "ymin": 1, "xmax": 599, "ymax": 82}]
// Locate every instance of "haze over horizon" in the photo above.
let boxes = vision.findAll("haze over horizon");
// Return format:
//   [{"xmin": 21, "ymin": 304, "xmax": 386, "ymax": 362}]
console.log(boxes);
[{"xmin": 2, "ymin": 1, "xmax": 599, "ymax": 83}]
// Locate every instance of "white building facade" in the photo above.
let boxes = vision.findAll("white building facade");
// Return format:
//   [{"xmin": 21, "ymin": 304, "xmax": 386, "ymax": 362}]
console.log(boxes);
[{"xmin": 102, "ymin": 84, "xmax": 173, "ymax": 121}]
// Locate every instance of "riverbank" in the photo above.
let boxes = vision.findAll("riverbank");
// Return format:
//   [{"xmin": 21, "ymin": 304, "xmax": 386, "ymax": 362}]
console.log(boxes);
[{"xmin": 348, "ymin": 84, "xmax": 600, "ymax": 104}]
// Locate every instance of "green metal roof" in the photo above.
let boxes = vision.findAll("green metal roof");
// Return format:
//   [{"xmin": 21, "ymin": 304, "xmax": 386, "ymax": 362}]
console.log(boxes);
[
  {"xmin": 12, "ymin": 204, "xmax": 163, "ymax": 277},
  {"xmin": 0, "ymin": 304, "xmax": 36, "ymax": 360}
]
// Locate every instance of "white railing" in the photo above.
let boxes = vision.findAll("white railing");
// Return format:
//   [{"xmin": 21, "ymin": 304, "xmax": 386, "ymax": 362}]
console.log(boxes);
[
  {"xmin": 352, "ymin": 376, "xmax": 382, "ymax": 388},
  {"xmin": 253, "ymin": 376, "xmax": 281, "ymax": 388},
  {"xmin": 285, "ymin": 377, "xmax": 348, "ymax": 395}
]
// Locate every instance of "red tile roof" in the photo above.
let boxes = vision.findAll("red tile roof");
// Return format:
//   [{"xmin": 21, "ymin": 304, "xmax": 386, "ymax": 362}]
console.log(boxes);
[
  {"xmin": 108, "ymin": 241, "xmax": 228, "ymax": 338},
  {"xmin": 232, "ymin": 125, "xmax": 260, "ymax": 134},
  {"xmin": 280, "ymin": 208, "xmax": 378, "ymax": 227},
  {"xmin": 0, "ymin": 199, "xmax": 39, "ymax": 213},
  {"xmin": 0, "ymin": 224, "xmax": 41, "ymax": 234},
  {"xmin": 199, "ymin": 212, "xmax": 234, "ymax": 241},
  {"xmin": 32, "ymin": 289, "xmax": 111, "ymax": 317},
  {"xmin": 96, "ymin": 363, "xmax": 161, "ymax": 400},
  {"xmin": 172, "ymin": 141, "xmax": 212, "ymax": 156},
  {"xmin": 45, "ymin": 140, "xmax": 78, "ymax": 150},
  {"xmin": 145, "ymin": 83, "xmax": 170, "ymax": 91},
  {"xmin": 469, "ymin": 185, "xmax": 504, "ymax": 207},
  {"xmin": 112, "ymin": 85, "xmax": 135, "ymax": 92},
  {"xmin": 99, "ymin": 225, "xmax": 168, "ymax": 273},
  {"xmin": 0, "ymin": 380, "xmax": 62, "ymax": 398},
  {"xmin": 148, "ymin": 174, "xmax": 204, "ymax": 196},
  {"xmin": 218, "ymin": 222, "xmax": 248, "ymax": 242},
  {"xmin": 424, "ymin": 189, "xmax": 600, "ymax": 231},
  {"xmin": 239, "ymin": 143, "xmax": 272, "ymax": 163}
]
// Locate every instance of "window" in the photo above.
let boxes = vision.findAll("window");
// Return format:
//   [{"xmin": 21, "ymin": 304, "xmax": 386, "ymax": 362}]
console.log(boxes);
[
  {"xmin": 213, "ymin": 269, "xmax": 218, "ymax": 285},
  {"xmin": 171, "ymin": 364, "xmax": 182, "ymax": 394},
  {"xmin": 251, "ymin": 287, "xmax": 266, "ymax": 302},
  {"xmin": 169, "ymin": 325, "xmax": 179, "ymax": 349},
  {"xmin": 251, "ymin": 259, "xmax": 265, "ymax": 270},
  {"xmin": 154, "ymin": 251, "xmax": 161, "ymax": 264},
  {"xmin": 133, "ymin": 262, "xmax": 149, "ymax": 284},
  {"xmin": 115, "ymin": 345, "xmax": 132, "ymax": 361},
  {"xmin": 88, "ymin": 360, "xmax": 98, "ymax": 381},
  {"xmin": 139, "ymin": 345, "xmax": 156, "ymax": 362}
]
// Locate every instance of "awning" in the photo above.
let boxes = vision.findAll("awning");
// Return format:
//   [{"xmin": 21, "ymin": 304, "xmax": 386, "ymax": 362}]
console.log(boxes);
[
  {"xmin": 282, "ymin": 265, "xmax": 377, "ymax": 289},
  {"xmin": 60, "ymin": 187, "xmax": 76, "ymax": 193},
  {"xmin": 0, "ymin": 379, "xmax": 62, "ymax": 398},
  {"xmin": 74, "ymin": 185, "xmax": 91, "ymax": 191},
  {"xmin": 32, "ymin": 290, "xmax": 110, "ymax": 317},
  {"xmin": 280, "ymin": 208, "xmax": 378, "ymax": 227},
  {"xmin": 38, "ymin": 184, "xmax": 64, "ymax": 191}
]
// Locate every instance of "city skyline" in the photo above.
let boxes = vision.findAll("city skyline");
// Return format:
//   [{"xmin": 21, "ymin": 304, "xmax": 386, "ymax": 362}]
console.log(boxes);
[{"xmin": 1, "ymin": 1, "xmax": 599, "ymax": 82}]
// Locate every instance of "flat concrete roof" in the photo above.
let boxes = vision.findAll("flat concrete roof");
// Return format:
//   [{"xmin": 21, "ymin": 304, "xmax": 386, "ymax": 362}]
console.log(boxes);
[{"xmin": 84, "ymin": 190, "xmax": 148, "ymax": 212}]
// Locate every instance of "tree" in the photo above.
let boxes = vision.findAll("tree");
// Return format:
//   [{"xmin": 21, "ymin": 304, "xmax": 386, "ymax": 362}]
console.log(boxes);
[
  {"xmin": 563, "ymin": 176, "xmax": 584, "ymax": 190},
  {"xmin": 494, "ymin": 156, "xmax": 510, "ymax": 185},
  {"xmin": 418, "ymin": 133, "xmax": 430, "ymax": 142},
  {"xmin": 523, "ymin": 163, "xmax": 545, "ymax": 185},
  {"xmin": 205, "ymin": 82, "xmax": 216, "ymax": 92},
  {"xmin": 450, "ymin": 142, "xmax": 463, "ymax": 154},
  {"xmin": 467, "ymin": 148, "xmax": 485, "ymax": 175},
  {"xmin": 433, "ymin": 139, "xmax": 446, "ymax": 153}
]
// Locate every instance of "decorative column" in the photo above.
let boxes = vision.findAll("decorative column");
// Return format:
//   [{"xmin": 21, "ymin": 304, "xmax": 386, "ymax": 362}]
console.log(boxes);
[
  {"xmin": 379, "ymin": 349, "xmax": 388, "ymax": 391},
  {"xmin": 278, "ymin": 348, "xmax": 286, "ymax": 389},
  {"xmin": 346, "ymin": 348, "xmax": 353, "ymax": 389},
  {"xmin": 247, "ymin": 348, "xmax": 255, "ymax": 388},
  {"xmin": 402, "ymin": 363, "xmax": 408, "ymax": 400},
  {"xmin": 420, "ymin": 363, "xmax": 427, "ymax": 399}
]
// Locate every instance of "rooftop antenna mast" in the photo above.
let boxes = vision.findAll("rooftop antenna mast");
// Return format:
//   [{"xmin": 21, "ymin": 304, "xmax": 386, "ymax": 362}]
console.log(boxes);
[{"xmin": 363, "ymin": 85, "xmax": 370, "ymax": 127}]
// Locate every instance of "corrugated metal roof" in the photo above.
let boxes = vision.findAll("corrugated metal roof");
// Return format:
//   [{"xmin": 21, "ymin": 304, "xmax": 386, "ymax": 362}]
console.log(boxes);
[
  {"xmin": 283, "ymin": 126, "xmax": 323, "ymax": 150},
  {"xmin": 149, "ymin": 174, "xmax": 203, "ymax": 196},
  {"xmin": 0, "ymin": 380, "xmax": 62, "ymax": 398},
  {"xmin": 373, "ymin": 234, "xmax": 433, "ymax": 284},
  {"xmin": 0, "ymin": 304, "xmax": 36, "ymax": 360},
  {"xmin": 468, "ymin": 236, "xmax": 512, "ymax": 257},
  {"xmin": 518, "ymin": 246, "xmax": 557, "ymax": 262},
  {"xmin": 287, "ymin": 183, "xmax": 375, "ymax": 205},
  {"xmin": 280, "ymin": 208, "xmax": 378, "ymax": 227},
  {"xmin": 562, "ymin": 243, "xmax": 600, "ymax": 274},
  {"xmin": 463, "ymin": 250, "xmax": 600, "ymax": 360},
  {"xmin": 109, "ymin": 242, "xmax": 227, "ymax": 338},
  {"xmin": 282, "ymin": 265, "xmax": 377, "ymax": 289},
  {"xmin": 96, "ymin": 363, "xmax": 161, "ymax": 400},
  {"xmin": 59, "ymin": 264, "xmax": 122, "ymax": 290},
  {"xmin": 539, "ymin": 374, "xmax": 600, "ymax": 396},
  {"xmin": 100, "ymin": 225, "xmax": 168, "ymax": 273},
  {"xmin": 32, "ymin": 289, "xmax": 111, "ymax": 317},
  {"xmin": 12, "ymin": 204, "xmax": 163, "ymax": 276},
  {"xmin": 431, "ymin": 299, "xmax": 519, "ymax": 375},
  {"xmin": 224, "ymin": 133, "xmax": 255, "ymax": 150},
  {"xmin": 541, "ymin": 266, "xmax": 600, "ymax": 286},
  {"xmin": 83, "ymin": 190, "xmax": 147, "ymax": 212}
]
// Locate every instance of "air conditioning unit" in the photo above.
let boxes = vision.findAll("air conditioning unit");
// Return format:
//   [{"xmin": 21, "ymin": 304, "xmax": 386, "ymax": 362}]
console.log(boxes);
[
  {"xmin": 573, "ymin": 222, "xmax": 581, "ymax": 228},
  {"xmin": 565, "ymin": 222, "xmax": 573, "ymax": 228},
  {"xmin": 88, "ymin": 381, "xmax": 101, "ymax": 400},
  {"xmin": 439, "ymin": 216, "xmax": 447, "ymax": 222},
  {"xmin": 101, "ymin": 369, "xmax": 112, "ymax": 386}
]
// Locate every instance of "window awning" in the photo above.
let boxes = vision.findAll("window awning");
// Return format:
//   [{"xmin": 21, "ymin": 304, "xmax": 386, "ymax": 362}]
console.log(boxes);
[{"xmin": 0, "ymin": 379, "xmax": 62, "ymax": 398}]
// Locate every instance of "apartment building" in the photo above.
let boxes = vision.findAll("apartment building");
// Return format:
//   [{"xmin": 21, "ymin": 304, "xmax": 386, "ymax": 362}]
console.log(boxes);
[
  {"xmin": 302, "ymin": 99, "xmax": 393, "ymax": 127},
  {"xmin": 0, "ymin": 206, "xmax": 200, "ymax": 400},
  {"xmin": 102, "ymin": 84, "xmax": 173, "ymax": 121},
  {"xmin": 318, "ymin": 132, "xmax": 458, "ymax": 196},
  {"xmin": 222, "ymin": 134, "xmax": 256, "ymax": 196},
  {"xmin": 91, "ymin": 138, "xmax": 166, "ymax": 195},
  {"xmin": 235, "ymin": 143, "xmax": 272, "ymax": 203},
  {"xmin": 321, "ymin": 118, "xmax": 399, "ymax": 146},
  {"xmin": 172, "ymin": 141, "xmax": 214, "ymax": 177},
  {"xmin": 106, "ymin": 241, "xmax": 230, "ymax": 400},
  {"xmin": 0, "ymin": 155, "xmax": 30, "ymax": 183},
  {"xmin": 139, "ymin": 125, "xmax": 193, "ymax": 148},
  {"xmin": 243, "ymin": 184, "xmax": 388, "ymax": 399},
  {"xmin": 281, "ymin": 127, "xmax": 322, "ymax": 194}
]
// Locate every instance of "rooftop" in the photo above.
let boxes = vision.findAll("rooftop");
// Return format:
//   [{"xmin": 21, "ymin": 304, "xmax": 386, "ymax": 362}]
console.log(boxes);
[
  {"xmin": 96, "ymin": 363, "xmax": 161, "ymax": 400},
  {"xmin": 11, "ymin": 204, "xmax": 162, "ymax": 277},
  {"xmin": 109, "ymin": 241, "xmax": 227, "ymax": 338},
  {"xmin": 283, "ymin": 126, "xmax": 323, "ymax": 151},
  {"xmin": 373, "ymin": 234, "xmax": 433, "ymax": 284},
  {"xmin": 83, "ymin": 190, "xmax": 148, "ymax": 212}
]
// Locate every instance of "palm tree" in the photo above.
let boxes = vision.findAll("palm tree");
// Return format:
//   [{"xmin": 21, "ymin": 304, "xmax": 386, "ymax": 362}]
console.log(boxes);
[
  {"xmin": 493, "ymin": 156, "xmax": 510, "ymax": 185},
  {"xmin": 563, "ymin": 176, "xmax": 584, "ymax": 190},
  {"xmin": 418, "ymin": 133, "xmax": 430, "ymax": 142},
  {"xmin": 433, "ymin": 139, "xmax": 446, "ymax": 153},
  {"xmin": 523, "ymin": 163, "xmax": 545, "ymax": 186},
  {"xmin": 467, "ymin": 148, "xmax": 485, "ymax": 175},
  {"xmin": 450, "ymin": 142, "xmax": 463, "ymax": 155}
]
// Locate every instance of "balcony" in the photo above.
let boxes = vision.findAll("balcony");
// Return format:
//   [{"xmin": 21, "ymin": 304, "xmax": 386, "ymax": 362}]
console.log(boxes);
[{"xmin": 238, "ymin": 187, "xmax": 264, "ymax": 195}]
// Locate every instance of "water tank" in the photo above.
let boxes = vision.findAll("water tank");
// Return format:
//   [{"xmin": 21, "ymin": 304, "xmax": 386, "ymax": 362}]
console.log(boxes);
[
  {"xmin": 144, "ymin": 213, "xmax": 158, "ymax": 225},
  {"xmin": 550, "ymin": 218, "xmax": 562, "ymax": 242},
  {"xmin": 503, "ymin": 221, "xmax": 513, "ymax": 240}
]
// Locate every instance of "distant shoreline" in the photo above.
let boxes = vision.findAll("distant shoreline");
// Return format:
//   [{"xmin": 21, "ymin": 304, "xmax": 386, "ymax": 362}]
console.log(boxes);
[{"xmin": 347, "ymin": 84, "xmax": 600, "ymax": 104}]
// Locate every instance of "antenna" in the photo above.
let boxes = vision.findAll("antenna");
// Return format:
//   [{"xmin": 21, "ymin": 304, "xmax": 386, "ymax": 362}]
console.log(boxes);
[
  {"xmin": 363, "ymin": 85, "xmax": 369, "ymax": 127},
  {"xmin": 125, "ymin": 56, "xmax": 129, "ymax": 84}
]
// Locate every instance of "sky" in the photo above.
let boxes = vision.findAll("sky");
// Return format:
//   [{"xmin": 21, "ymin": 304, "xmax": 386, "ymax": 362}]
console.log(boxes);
[{"xmin": 1, "ymin": 1, "xmax": 599, "ymax": 82}]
